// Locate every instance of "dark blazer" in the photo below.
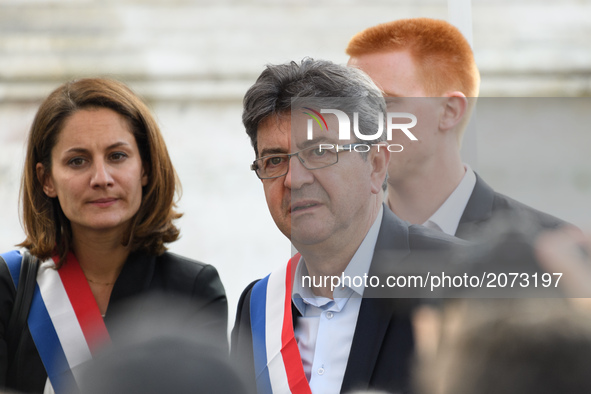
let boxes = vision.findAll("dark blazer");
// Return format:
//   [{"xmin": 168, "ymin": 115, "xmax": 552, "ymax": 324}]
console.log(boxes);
[
  {"xmin": 456, "ymin": 173, "xmax": 567, "ymax": 240},
  {"xmin": 231, "ymin": 207, "xmax": 465, "ymax": 394},
  {"xmin": 0, "ymin": 251, "xmax": 228, "ymax": 393}
]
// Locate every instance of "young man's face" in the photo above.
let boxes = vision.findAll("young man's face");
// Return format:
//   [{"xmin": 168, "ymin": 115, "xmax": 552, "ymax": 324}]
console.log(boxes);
[
  {"xmin": 348, "ymin": 50, "xmax": 447, "ymax": 183},
  {"xmin": 256, "ymin": 112, "xmax": 386, "ymax": 249}
]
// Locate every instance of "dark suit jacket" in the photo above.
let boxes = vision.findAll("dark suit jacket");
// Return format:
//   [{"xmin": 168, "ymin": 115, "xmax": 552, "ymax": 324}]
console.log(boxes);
[
  {"xmin": 231, "ymin": 207, "xmax": 465, "ymax": 393},
  {"xmin": 455, "ymin": 173, "xmax": 567, "ymax": 240},
  {"xmin": 0, "ymin": 251, "xmax": 228, "ymax": 393}
]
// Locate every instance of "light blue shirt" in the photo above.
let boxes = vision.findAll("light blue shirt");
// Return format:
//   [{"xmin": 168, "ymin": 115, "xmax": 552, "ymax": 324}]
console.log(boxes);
[{"xmin": 292, "ymin": 207, "xmax": 383, "ymax": 394}]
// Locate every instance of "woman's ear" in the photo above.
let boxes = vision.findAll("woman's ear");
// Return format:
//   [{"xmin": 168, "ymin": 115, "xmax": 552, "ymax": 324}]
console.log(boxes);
[{"xmin": 36, "ymin": 163, "xmax": 57, "ymax": 197}]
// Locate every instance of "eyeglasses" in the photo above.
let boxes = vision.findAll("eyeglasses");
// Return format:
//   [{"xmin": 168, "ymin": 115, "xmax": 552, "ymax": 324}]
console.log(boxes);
[{"xmin": 250, "ymin": 144, "xmax": 363, "ymax": 179}]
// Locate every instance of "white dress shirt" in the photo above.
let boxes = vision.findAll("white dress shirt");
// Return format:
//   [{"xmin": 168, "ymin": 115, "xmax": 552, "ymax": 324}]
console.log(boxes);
[
  {"xmin": 292, "ymin": 207, "xmax": 383, "ymax": 394},
  {"xmin": 423, "ymin": 164, "xmax": 477, "ymax": 236}
]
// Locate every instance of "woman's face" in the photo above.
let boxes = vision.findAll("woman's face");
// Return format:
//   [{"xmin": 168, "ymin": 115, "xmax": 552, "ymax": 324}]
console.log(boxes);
[{"xmin": 37, "ymin": 107, "xmax": 148, "ymax": 238}]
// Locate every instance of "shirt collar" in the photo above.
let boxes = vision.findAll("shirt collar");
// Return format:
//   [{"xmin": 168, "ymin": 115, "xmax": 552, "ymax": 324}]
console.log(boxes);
[
  {"xmin": 292, "ymin": 206, "xmax": 384, "ymax": 313},
  {"xmin": 424, "ymin": 164, "xmax": 477, "ymax": 236}
]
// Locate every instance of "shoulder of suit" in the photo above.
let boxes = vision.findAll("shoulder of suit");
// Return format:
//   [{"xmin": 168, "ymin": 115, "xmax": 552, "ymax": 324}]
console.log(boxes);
[
  {"xmin": 156, "ymin": 250, "xmax": 205, "ymax": 265},
  {"xmin": 407, "ymin": 224, "xmax": 470, "ymax": 249},
  {"xmin": 238, "ymin": 279, "xmax": 260, "ymax": 303},
  {"xmin": 155, "ymin": 251, "xmax": 213, "ymax": 276},
  {"xmin": 490, "ymin": 190, "xmax": 570, "ymax": 229},
  {"xmin": 234, "ymin": 279, "xmax": 260, "ymax": 329}
]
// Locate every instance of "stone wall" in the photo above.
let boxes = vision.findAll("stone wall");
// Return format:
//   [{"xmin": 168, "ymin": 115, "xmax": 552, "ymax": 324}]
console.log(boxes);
[{"xmin": 1, "ymin": 0, "xmax": 590, "ymax": 101}]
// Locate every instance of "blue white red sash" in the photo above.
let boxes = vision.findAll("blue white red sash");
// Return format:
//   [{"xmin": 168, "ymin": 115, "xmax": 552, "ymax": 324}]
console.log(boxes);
[
  {"xmin": 1, "ymin": 250, "xmax": 111, "ymax": 393},
  {"xmin": 250, "ymin": 253, "xmax": 311, "ymax": 394}
]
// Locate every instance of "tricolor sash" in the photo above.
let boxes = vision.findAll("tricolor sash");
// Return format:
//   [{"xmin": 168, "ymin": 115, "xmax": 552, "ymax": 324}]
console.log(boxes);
[
  {"xmin": 250, "ymin": 253, "xmax": 311, "ymax": 394},
  {"xmin": 2, "ymin": 250, "xmax": 111, "ymax": 393}
]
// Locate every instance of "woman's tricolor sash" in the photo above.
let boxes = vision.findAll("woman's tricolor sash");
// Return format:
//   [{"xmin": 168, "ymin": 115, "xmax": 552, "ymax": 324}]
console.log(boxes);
[
  {"xmin": 2, "ymin": 250, "xmax": 111, "ymax": 393},
  {"xmin": 250, "ymin": 253, "xmax": 311, "ymax": 394}
]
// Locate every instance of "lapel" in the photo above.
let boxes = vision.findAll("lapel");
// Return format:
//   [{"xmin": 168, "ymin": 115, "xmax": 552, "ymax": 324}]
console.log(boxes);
[
  {"xmin": 109, "ymin": 251, "xmax": 156, "ymax": 302},
  {"xmin": 105, "ymin": 251, "xmax": 156, "ymax": 329},
  {"xmin": 340, "ymin": 206, "xmax": 411, "ymax": 392},
  {"xmin": 456, "ymin": 172, "xmax": 495, "ymax": 237},
  {"xmin": 292, "ymin": 302, "xmax": 300, "ymax": 328}
]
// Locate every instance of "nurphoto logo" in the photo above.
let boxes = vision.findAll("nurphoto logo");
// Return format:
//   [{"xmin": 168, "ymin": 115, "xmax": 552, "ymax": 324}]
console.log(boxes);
[{"xmin": 303, "ymin": 108, "xmax": 418, "ymax": 152}]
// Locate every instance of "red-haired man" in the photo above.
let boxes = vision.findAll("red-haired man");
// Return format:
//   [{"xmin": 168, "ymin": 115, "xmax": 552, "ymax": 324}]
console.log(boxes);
[{"xmin": 347, "ymin": 18, "xmax": 565, "ymax": 239}]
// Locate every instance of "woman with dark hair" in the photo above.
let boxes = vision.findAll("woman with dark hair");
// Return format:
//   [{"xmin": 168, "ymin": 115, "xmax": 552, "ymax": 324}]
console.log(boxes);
[{"xmin": 0, "ymin": 78, "xmax": 227, "ymax": 393}]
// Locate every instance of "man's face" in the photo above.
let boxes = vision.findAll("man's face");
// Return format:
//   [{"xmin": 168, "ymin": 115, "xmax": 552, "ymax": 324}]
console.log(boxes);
[
  {"xmin": 348, "ymin": 50, "xmax": 446, "ymax": 183},
  {"xmin": 256, "ymin": 112, "xmax": 387, "ymax": 248}
]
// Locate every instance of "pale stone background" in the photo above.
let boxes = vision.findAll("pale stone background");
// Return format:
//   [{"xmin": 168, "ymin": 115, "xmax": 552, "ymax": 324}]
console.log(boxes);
[{"xmin": 1, "ymin": 0, "xmax": 590, "ymax": 329}]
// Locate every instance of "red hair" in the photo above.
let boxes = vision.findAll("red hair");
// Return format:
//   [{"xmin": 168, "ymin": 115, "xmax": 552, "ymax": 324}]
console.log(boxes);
[{"xmin": 346, "ymin": 18, "xmax": 480, "ymax": 98}]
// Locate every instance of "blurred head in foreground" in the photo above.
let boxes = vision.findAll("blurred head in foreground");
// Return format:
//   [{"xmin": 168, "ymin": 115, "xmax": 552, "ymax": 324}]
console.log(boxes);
[
  {"xmin": 416, "ymin": 299, "xmax": 591, "ymax": 394},
  {"xmin": 75, "ymin": 294, "xmax": 249, "ymax": 394}
]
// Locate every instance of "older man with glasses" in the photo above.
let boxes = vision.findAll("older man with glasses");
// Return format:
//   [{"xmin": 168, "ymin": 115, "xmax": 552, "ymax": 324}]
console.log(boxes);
[{"xmin": 231, "ymin": 58, "xmax": 464, "ymax": 394}]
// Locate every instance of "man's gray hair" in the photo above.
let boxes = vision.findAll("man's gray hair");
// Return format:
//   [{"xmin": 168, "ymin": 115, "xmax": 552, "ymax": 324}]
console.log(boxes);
[{"xmin": 242, "ymin": 58, "xmax": 387, "ymax": 156}]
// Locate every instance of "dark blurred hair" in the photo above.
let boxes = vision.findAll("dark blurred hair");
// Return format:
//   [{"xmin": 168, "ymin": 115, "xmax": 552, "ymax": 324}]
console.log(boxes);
[
  {"xmin": 75, "ymin": 294, "xmax": 246, "ymax": 394},
  {"xmin": 417, "ymin": 299, "xmax": 591, "ymax": 394},
  {"xmin": 19, "ymin": 78, "xmax": 182, "ymax": 267}
]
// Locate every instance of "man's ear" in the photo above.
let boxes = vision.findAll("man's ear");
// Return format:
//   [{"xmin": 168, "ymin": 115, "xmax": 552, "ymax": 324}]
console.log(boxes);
[
  {"xmin": 36, "ymin": 163, "xmax": 57, "ymax": 197},
  {"xmin": 369, "ymin": 143, "xmax": 390, "ymax": 194},
  {"xmin": 439, "ymin": 92, "xmax": 468, "ymax": 131}
]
